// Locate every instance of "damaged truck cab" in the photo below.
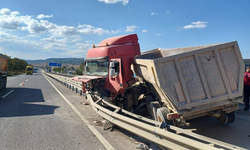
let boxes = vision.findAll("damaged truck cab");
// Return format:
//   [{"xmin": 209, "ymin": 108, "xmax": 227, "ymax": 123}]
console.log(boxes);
[{"xmin": 81, "ymin": 34, "xmax": 141, "ymax": 109}]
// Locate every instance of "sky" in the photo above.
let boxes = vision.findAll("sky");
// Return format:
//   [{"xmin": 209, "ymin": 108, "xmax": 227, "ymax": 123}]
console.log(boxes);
[{"xmin": 0, "ymin": 0, "xmax": 249, "ymax": 60}]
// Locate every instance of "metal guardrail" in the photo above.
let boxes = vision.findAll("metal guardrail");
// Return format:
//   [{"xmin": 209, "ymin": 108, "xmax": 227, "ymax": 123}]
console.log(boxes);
[{"xmin": 43, "ymin": 71, "xmax": 247, "ymax": 150}]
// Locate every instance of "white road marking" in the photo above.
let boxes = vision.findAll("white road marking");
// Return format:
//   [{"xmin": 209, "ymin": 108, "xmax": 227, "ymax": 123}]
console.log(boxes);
[
  {"xmin": 43, "ymin": 74, "xmax": 115, "ymax": 150},
  {"xmin": 26, "ymin": 79, "xmax": 29, "ymax": 81},
  {"xmin": 2, "ymin": 90, "xmax": 14, "ymax": 98}
]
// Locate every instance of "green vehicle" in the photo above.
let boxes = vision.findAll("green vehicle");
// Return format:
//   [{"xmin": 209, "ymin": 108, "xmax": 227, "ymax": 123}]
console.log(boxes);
[{"xmin": 25, "ymin": 66, "xmax": 33, "ymax": 75}]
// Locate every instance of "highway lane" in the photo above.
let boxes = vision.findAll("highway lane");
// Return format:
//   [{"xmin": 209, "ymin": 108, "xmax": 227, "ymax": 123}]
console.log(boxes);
[
  {"xmin": 0, "ymin": 70, "xmax": 158, "ymax": 150},
  {"xmin": 0, "ymin": 71, "xmax": 107, "ymax": 150}
]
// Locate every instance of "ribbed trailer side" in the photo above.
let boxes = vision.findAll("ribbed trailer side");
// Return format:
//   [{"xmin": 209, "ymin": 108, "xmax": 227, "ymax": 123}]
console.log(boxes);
[{"xmin": 134, "ymin": 41, "xmax": 244, "ymax": 113}]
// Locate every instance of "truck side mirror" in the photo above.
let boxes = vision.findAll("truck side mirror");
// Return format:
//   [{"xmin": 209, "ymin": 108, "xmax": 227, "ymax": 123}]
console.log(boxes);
[
  {"xmin": 110, "ymin": 69, "xmax": 116, "ymax": 78},
  {"xmin": 110, "ymin": 61, "xmax": 115, "ymax": 68}
]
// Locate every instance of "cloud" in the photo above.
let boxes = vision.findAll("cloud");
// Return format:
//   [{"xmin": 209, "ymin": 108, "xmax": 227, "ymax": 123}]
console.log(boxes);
[
  {"xmin": 151, "ymin": 12, "xmax": 157, "ymax": 16},
  {"xmin": 156, "ymin": 33, "xmax": 162, "ymax": 36},
  {"xmin": 165, "ymin": 11, "xmax": 170, "ymax": 14},
  {"xmin": 125, "ymin": 25, "xmax": 139, "ymax": 32},
  {"xmin": 142, "ymin": 30, "xmax": 147, "ymax": 33},
  {"xmin": 11, "ymin": 11, "xmax": 20, "ymax": 16},
  {"xmin": 0, "ymin": 20, "xmax": 19, "ymax": 29},
  {"xmin": 98, "ymin": 0, "xmax": 129, "ymax": 5},
  {"xmin": 183, "ymin": 21, "xmax": 208, "ymax": 29},
  {"xmin": 42, "ymin": 36, "xmax": 81, "ymax": 43},
  {"xmin": 36, "ymin": 14, "xmax": 53, "ymax": 19},
  {"xmin": 26, "ymin": 34, "xmax": 39, "ymax": 38},
  {"xmin": 0, "ymin": 8, "xmax": 120, "ymax": 36},
  {"xmin": 42, "ymin": 37, "xmax": 68, "ymax": 43},
  {"xmin": 0, "ymin": 8, "xmax": 122, "ymax": 59},
  {"xmin": 76, "ymin": 43, "xmax": 92, "ymax": 49},
  {"xmin": 0, "ymin": 8, "xmax": 11, "ymax": 15}
]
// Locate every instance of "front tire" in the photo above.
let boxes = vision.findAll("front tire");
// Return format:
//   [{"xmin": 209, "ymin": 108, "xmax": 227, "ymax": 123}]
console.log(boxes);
[{"xmin": 123, "ymin": 93, "xmax": 134, "ymax": 112}]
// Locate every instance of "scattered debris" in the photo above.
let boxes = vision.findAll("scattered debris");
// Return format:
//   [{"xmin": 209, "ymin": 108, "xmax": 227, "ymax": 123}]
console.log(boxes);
[
  {"xmin": 136, "ymin": 143, "xmax": 149, "ymax": 150},
  {"xmin": 102, "ymin": 119, "xmax": 114, "ymax": 131},
  {"xmin": 93, "ymin": 120, "xmax": 99, "ymax": 124},
  {"xmin": 81, "ymin": 101, "xmax": 90, "ymax": 105},
  {"xmin": 40, "ymin": 117, "xmax": 45, "ymax": 119}
]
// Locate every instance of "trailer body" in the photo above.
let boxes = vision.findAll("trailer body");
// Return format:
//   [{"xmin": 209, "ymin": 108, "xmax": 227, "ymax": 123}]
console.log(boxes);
[
  {"xmin": 133, "ymin": 42, "xmax": 244, "ymax": 120},
  {"xmin": 0, "ymin": 54, "xmax": 8, "ymax": 90}
]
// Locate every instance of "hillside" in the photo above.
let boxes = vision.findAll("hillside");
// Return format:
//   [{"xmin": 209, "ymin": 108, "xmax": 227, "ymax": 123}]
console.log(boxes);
[{"xmin": 27, "ymin": 58, "xmax": 84, "ymax": 67}]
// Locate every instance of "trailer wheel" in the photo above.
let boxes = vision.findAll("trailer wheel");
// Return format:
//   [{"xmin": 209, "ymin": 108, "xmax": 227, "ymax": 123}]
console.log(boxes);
[
  {"xmin": 227, "ymin": 111, "xmax": 235, "ymax": 123},
  {"xmin": 149, "ymin": 101, "xmax": 160, "ymax": 120},
  {"xmin": 3, "ymin": 77, "xmax": 6, "ymax": 89},
  {"xmin": 123, "ymin": 93, "xmax": 134, "ymax": 112},
  {"xmin": 157, "ymin": 107, "xmax": 170, "ymax": 124},
  {"xmin": 216, "ymin": 111, "xmax": 228, "ymax": 125},
  {"xmin": 0, "ymin": 78, "xmax": 2, "ymax": 90}
]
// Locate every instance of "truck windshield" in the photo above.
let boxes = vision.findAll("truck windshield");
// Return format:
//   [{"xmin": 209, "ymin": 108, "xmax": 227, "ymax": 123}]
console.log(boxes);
[
  {"xmin": 85, "ymin": 61, "xmax": 109, "ymax": 76},
  {"xmin": 27, "ymin": 68, "xmax": 33, "ymax": 71}
]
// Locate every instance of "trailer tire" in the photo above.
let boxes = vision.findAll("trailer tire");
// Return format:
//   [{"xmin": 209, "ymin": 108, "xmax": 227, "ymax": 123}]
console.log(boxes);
[
  {"xmin": 227, "ymin": 111, "xmax": 235, "ymax": 123},
  {"xmin": 157, "ymin": 107, "xmax": 170, "ymax": 124},
  {"xmin": 0, "ymin": 77, "xmax": 3, "ymax": 90},
  {"xmin": 216, "ymin": 111, "xmax": 228, "ymax": 125},
  {"xmin": 149, "ymin": 101, "xmax": 161, "ymax": 120},
  {"xmin": 3, "ymin": 77, "xmax": 6, "ymax": 89},
  {"xmin": 123, "ymin": 93, "xmax": 134, "ymax": 112}
]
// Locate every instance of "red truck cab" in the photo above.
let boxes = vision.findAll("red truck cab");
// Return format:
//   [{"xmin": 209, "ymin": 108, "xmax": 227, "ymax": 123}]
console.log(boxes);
[{"xmin": 81, "ymin": 34, "xmax": 141, "ymax": 101}]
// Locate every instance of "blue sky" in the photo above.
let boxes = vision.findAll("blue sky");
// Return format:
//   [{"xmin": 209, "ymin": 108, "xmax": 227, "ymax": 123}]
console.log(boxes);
[{"xmin": 0, "ymin": 0, "xmax": 249, "ymax": 60}]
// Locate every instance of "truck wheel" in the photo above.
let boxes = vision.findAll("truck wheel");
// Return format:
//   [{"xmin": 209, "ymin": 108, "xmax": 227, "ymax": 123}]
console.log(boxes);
[
  {"xmin": 123, "ymin": 93, "xmax": 134, "ymax": 112},
  {"xmin": 0, "ymin": 78, "xmax": 2, "ymax": 90},
  {"xmin": 157, "ymin": 107, "xmax": 171, "ymax": 124},
  {"xmin": 227, "ymin": 111, "xmax": 235, "ymax": 123},
  {"xmin": 149, "ymin": 101, "xmax": 160, "ymax": 120},
  {"xmin": 216, "ymin": 111, "xmax": 228, "ymax": 125},
  {"xmin": 3, "ymin": 77, "xmax": 6, "ymax": 89}
]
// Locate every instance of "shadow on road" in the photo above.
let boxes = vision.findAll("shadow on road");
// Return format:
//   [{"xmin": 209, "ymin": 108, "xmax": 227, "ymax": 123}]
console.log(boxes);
[{"xmin": 0, "ymin": 87, "xmax": 59, "ymax": 118}]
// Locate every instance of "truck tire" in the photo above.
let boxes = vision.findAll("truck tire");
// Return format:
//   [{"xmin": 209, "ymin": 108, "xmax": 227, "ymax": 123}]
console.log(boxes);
[
  {"xmin": 149, "ymin": 101, "xmax": 160, "ymax": 120},
  {"xmin": 227, "ymin": 111, "xmax": 235, "ymax": 123},
  {"xmin": 157, "ymin": 107, "xmax": 171, "ymax": 124},
  {"xmin": 3, "ymin": 77, "xmax": 6, "ymax": 89},
  {"xmin": 216, "ymin": 111, "xmax": 235, "ymax": 125},
  {"xmin": 216, "ymin": 111, "xmax": 228, "ymax": 125},
  {"xmin": 123, "ymin": 93, "xmax": 134, "ymax": 112},
  {"xmin": 0, "ymin": 77, "xmax": 2, "ymax": 90}
]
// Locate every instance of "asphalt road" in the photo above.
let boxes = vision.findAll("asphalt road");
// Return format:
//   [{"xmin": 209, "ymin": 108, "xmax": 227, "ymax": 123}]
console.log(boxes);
[
  {"xmin": 0, "ymin": 70, "xmax": 148, "ymax": 150},
  {"xmin": 0, "ymin": 70, "xmax": 249, "ymax": 150}
]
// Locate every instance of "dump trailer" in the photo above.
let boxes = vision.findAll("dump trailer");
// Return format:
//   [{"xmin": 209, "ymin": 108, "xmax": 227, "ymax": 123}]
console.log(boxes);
[
  {"xmin": 78, "ymin": 34, "xmax": 244, "ymax": 126},
  {"xmin": 0, "ymin": 54, "xmax": 8, "ymax": 90},
  {"xmin": 133, "ymin": 42, "xmax": 245, "ymax": 125}
]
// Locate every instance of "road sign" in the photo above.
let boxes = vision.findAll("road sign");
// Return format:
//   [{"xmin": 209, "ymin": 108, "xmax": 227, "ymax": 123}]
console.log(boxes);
[{"xmin": 49, "ymin": 63, "xmax": 61, "ymax": 67}]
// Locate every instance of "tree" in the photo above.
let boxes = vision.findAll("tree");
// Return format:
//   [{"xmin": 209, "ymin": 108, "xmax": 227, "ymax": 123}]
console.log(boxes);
[{"xmin": 75, "ymin": 63, "xmax": 84, "ymax": 75}]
